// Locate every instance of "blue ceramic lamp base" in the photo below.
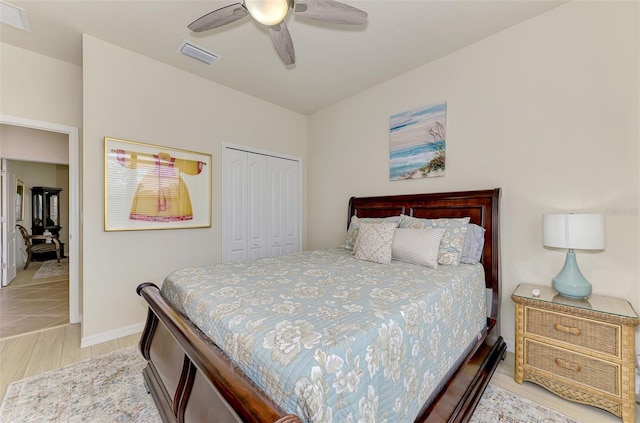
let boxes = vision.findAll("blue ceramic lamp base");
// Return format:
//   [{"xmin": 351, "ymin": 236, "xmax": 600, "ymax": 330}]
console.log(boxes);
[{"xmin": 551, "ymin": 250, "xmax": 592, "ymax": 299}]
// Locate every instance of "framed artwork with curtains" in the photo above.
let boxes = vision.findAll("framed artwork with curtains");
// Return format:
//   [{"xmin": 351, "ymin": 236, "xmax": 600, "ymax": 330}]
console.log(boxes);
[{"xmin": 104, "ymin": 137, "xmax": 212, "ymax": 231}]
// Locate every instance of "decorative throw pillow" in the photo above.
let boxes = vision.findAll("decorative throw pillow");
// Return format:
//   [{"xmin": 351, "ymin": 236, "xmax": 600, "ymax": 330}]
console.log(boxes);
[
  {"xmin": 398, "ymin": 215, "xmax": 426, "ymax": 229},
  {"xmin": 398, "ymin": 216, "xmax": 470, "ymax": 265},
  {"xmin": 353, "ymin": 222, "xmax": 397, "ymax": 264},
  {"xmin": 460, "ymin": 223, "xmax": 486, "ymax": 265},
  {"xmin": 391, "ymin": 227, "xmax": 446, "ymax": 268},
  {"xmin": 343, "ymin": 215, "xmax": 403, "ymax": 251}
]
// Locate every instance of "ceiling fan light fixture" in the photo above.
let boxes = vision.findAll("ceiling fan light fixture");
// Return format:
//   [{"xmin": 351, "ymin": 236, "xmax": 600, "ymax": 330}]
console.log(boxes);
[
  {"xmin": 188, "ymin": 0, "xmax": 367, "ymax": 65},
  {"xmin": 244, "ymin": 0, "xmax": 288, "ymax": 26}
]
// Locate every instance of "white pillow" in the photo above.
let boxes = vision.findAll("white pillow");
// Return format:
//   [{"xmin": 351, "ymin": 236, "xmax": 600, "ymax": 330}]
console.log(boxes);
[
  {"xmin": 353, "ymin": 222, "xmax": 397, "ymax": 264},
  {"xmin": 391, "ymin": 228, "xmax": 446, "ymax": 268},
  {"xmin": 399, "ymin": 216, "xmax": 470, "ymax": 265}
]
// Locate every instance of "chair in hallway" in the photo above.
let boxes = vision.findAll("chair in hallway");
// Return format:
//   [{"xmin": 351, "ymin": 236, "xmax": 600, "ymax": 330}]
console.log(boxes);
[{"xmin": 16, "ymin": 224, "xmax": 60, "ymax": 270}]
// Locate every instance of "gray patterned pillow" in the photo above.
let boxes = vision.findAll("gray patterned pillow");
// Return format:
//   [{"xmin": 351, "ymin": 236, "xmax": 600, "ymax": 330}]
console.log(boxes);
[
  {"xmin": 398, "ymin": 216, "xmax": 470, "ymax": 265},
  {"xmin": 391, "ymin": 227, "xmax": 446, "ymax": 268},
  {"xmin": 343, "ymin": 215, "xmax": 403, "ymax": 251},
  {"xmin": 353, "ymin": 222, "xmax": 397, "ymax": 264}
]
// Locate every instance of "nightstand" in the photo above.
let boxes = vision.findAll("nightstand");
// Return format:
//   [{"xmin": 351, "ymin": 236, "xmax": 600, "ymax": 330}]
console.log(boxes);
[{"xmin": 512, "ymin": 283, "xmax": 639, "ymax": 423}]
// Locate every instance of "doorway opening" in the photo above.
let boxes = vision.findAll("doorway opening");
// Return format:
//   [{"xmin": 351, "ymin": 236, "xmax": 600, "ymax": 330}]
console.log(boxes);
[{"xmin": 0, "ymin": 114, "xmax": 80, "ymax": 330}]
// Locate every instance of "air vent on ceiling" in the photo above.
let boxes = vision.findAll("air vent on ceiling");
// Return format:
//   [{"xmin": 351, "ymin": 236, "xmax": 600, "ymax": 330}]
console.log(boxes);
[
  {"xmin": 0, "ymin": 0, "xmax": 30, "ymax": 32},
  {"xmin": 177, "ymin": 40, "xmax": 219, "ymax": 66}
]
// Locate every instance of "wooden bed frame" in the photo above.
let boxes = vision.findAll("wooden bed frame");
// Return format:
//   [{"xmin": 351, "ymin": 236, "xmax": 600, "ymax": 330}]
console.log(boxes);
[{"xmin": 137, "ymin": 188, "xmax": 506, "ymax": 423}]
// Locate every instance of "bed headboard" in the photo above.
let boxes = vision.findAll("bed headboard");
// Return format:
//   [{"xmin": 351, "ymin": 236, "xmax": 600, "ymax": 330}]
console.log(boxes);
[{"xmin": 347, "ymin": 188, "xmax": 501, "ymax": 323}]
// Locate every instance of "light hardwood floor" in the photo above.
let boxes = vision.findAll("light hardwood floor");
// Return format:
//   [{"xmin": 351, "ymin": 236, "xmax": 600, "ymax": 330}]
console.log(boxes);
[{"xmin": 1, "ymin": 323, "xmax": 635, "ymax": 422}]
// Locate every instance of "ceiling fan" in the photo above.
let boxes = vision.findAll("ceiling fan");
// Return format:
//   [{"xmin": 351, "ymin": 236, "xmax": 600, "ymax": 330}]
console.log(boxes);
[{"xmin": 188, "ymin": 0, "xmax": 368, "ymax": 65}]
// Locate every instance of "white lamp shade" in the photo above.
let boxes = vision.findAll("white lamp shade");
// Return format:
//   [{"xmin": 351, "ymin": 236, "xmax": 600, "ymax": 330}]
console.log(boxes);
[
  {"xmin": 245, "ymin": 0, "xmax": 289, "ymax": 26},
  {"xmin": 543, "ymin": 214, "xmax": 605, "ymax": 250}
]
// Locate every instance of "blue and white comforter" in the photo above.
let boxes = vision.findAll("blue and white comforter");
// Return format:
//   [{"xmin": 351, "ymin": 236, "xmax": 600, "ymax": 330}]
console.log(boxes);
[{"xmin": 161, "ymin": 248, "xmax": 486, "ymax": 422}]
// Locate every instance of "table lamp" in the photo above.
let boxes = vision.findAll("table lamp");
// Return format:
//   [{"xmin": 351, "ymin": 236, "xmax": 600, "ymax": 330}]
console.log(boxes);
[{"xmin": 542, "ymin": 213, "xmax": 605, "ymax": 299}]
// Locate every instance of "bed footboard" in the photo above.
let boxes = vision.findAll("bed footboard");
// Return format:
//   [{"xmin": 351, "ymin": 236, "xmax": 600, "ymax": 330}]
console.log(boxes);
[
  {"xmin": 137, "ymin": 282, "xmax": 302, "ymax": 423},
  {"xmin": 420, "ymin": 327, "xmax": 506, "ymax": 422}
]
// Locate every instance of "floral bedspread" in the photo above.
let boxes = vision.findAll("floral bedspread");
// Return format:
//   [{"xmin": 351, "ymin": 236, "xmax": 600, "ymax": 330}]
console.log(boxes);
[{"xmin": 161, "ymin": 248, "xmax": 487, "ymax": 423}]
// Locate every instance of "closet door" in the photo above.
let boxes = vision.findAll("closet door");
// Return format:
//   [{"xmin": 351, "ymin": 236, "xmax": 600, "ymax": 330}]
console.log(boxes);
[
  {"xmin": 222, "ymin": 149, "xmax": 248, "ymax": 262},
  {"xmin": 247, "ymin": 153, "xmax": 267, "ymax": 259},
  {"xmin": 267, "ymin": 157, "xmax": 299, "ymax": 257},
  {"xmin": 222, "ymin": 146, "xmax": 300, "ymax": 263}
]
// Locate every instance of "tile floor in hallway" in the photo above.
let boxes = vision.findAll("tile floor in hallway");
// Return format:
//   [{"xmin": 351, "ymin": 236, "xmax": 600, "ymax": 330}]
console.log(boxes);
[{"xmin": 0, "ymin": 261, "xmax": 69, "ymax": 339}]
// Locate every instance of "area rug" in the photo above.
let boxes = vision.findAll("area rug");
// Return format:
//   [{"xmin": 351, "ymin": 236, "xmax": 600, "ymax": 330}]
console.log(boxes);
[
  {"xmin": 0, "ymin": 346, "xmax": 159, "ymax": 423},
  {"xmin": 32, "ymin": 258, "xmax": 69, "ymax": 280},
  {"xmin": 0, "ymin": 346, "xmax": 579, "ymax": 423},
  {"xmin": 469, "ymin": 384, "xmax": 579, "ymax": 423}
]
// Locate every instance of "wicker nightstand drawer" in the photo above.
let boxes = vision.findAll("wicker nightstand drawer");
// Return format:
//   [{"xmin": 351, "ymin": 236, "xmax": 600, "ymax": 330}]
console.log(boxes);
[
  {"xmin": 525, "ymin": 339, "xmax": 620, "ymax": 396},
  {"xmin": 525, "ymin": 307, "xmax": 620, "ymax": 357},
  {"xmin": 512, "ymin": 283, "xmax": 639, "ymax": 423}
]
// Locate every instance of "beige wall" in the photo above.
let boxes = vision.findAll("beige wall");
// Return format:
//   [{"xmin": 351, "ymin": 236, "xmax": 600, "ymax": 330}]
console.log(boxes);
[
  {"xmin": 0, "ymin": 125, "xmax": 69, "ymax": 164},
  {"xmin": 307, "ymin": 1, "xmax": 639, "ymax": 351},
  {"xmin": 81, "ymin": 35, "xmax": 307, "ymax": 342},
  {"xmin": 0, "ymin": 43, "xmax": 82, "ymax": 128}
]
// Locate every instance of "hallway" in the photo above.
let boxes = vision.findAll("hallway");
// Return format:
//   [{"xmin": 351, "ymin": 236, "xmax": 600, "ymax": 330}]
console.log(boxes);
[{"xmin": 0, "ymin": 261, "xmax": 69, "ymax": 339}]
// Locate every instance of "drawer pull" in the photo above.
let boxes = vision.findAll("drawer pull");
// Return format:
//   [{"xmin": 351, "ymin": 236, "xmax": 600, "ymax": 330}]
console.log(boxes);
[
  {"xmin": 555, "ymin": 358, "xmax": 581, "ymax": 372},
  {"xmin": 554, "ymin": 323, "xmax": 581, "ymax": 336}
]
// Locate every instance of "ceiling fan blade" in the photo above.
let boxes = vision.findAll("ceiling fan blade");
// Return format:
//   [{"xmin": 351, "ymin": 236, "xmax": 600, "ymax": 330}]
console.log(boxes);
[
  {"xmin": 188, "ymin": 3, "xmax": 249, "ymax": 32},
  {"xmin": 268, "ymin": 22, "xmax": 295, "ymax": 65},
  {"xmin": 293, "ymin": 0, "xmax": 367, "ymax": 25}
]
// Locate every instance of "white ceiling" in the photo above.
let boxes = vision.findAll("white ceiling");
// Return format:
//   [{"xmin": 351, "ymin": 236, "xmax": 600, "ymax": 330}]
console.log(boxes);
[{"xmin": 1, "ymin": 0, "xmax": 566, "ymax": 115}]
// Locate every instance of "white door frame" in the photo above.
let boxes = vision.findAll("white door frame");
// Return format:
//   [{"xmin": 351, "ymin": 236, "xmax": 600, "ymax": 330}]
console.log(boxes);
[
  {"xmin": 1, "ymin": 161, "xmax": 18, "ymax": 286},
  {"xmin": 0, "ymin": 114, "xmax": 80, "ymax": 324}
]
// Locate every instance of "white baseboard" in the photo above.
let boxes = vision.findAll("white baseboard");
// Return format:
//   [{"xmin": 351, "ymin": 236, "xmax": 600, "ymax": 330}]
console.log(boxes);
[
  {"xmin": 504, "ymin": 338, "xmax": 515, "ymax": 353},
  {"xmin": 70, "ymin": 313, "xmax": 82, "ymax": 325},
  {"xmin": 80, "ymin": 322, "xmax": 145, "ymax": 348}
]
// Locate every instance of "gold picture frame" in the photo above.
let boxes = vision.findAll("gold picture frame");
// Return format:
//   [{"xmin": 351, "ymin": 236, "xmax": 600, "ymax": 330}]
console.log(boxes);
[
  {"xmin": 104, "ymin": 137, "xmax": 212, "ymax": 231},
  {"xmin": 15, "ymin": 179, "xmax": 24, "ymax": 221}
]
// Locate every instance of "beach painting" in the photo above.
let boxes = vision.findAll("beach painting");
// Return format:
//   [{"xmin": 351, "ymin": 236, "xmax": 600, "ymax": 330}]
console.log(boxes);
[{"xmin": 389, "ymin": 102, "xmax": 446, "ymax": 180}]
